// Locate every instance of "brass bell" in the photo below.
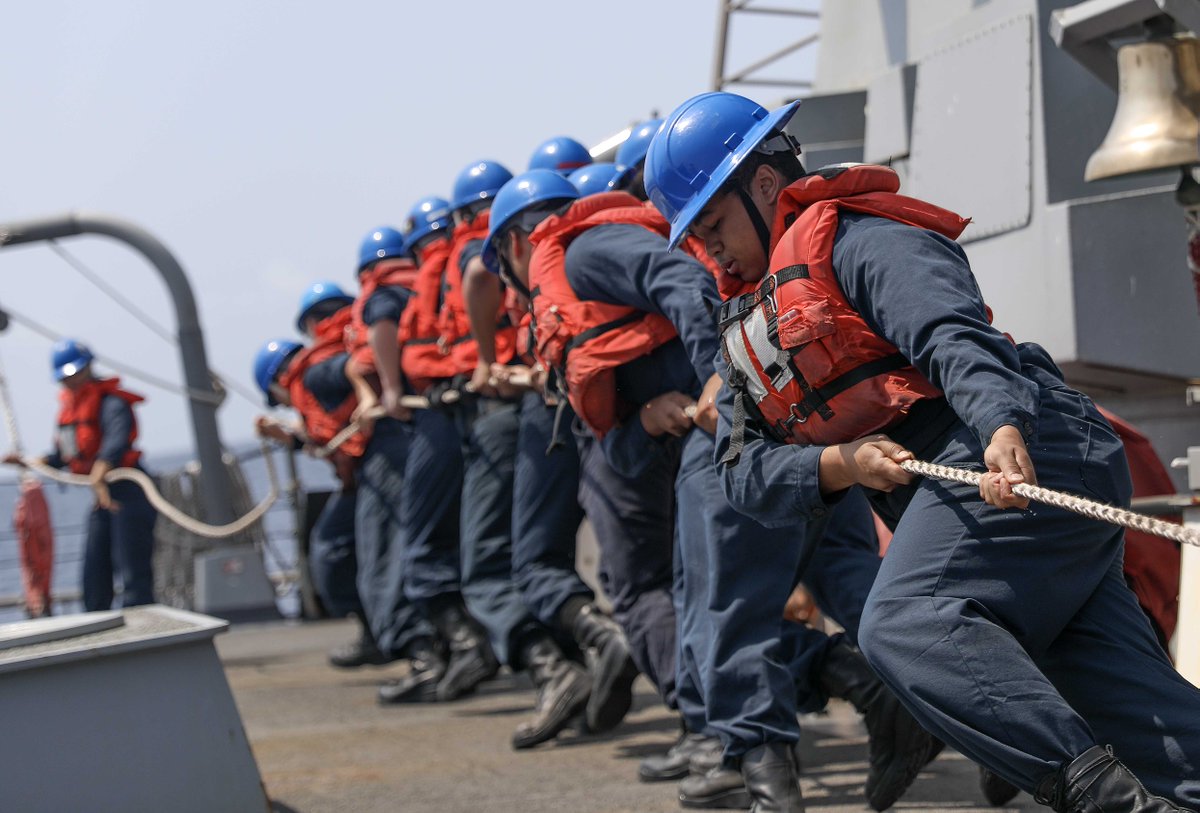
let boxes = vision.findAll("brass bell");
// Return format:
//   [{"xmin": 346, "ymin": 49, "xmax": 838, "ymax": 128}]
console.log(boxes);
[{"xmin": 1085, "ymin": 35, "xmax": 1200, "ymax": 182}]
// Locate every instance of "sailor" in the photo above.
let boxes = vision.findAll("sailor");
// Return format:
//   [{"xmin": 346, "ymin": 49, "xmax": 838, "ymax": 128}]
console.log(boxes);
[
  {"xmin": 401, "ymin": 167, "xmax": 590, "ymax": 748},
  {"xmin": 484, "ymin": 169, "xmax": 928, "ymax": 811},
  {"xmin": 264, "ymin": 281, "xmax": 442, "ymax": 703},
  {"xmin": 394, "ymin": 193, "xmax": 499, "ymax": 704},
  {"xmin": 345, "ymin": 225, "xmax": 418, "ymax": 427},
  {"xmin": 645, "ymin": 90, "xmax": 1200, "ymax": 811},
  {"xmin": 253, "ymin": 338, "xmax": 377, "ymax": 667},
  {"xmin": 486, "ymin": 169, "xmax": 709, "ymax": 773},
  {"xmin": 4, "ymin": 339, "xmax": 158, "ymax": 611},
  {"xmin": 464, "ymin": 162, "xmax": 644, "ymax": 745}
]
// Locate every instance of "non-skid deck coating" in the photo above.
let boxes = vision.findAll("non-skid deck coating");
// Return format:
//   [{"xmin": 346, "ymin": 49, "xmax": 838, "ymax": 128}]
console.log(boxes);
[{"xmin": 218, "ymin": 617, "xmax": 1042, "ymax": 813}]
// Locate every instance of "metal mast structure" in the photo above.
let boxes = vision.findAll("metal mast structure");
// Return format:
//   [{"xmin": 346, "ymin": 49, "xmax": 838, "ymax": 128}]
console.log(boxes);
[{"xmin": 710, "ymin": 1, "xmax": 821, "ymax": 94}]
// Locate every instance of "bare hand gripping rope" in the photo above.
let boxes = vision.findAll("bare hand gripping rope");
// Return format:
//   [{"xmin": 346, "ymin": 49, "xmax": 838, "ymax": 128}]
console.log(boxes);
[
  {"xmin": 316, "ymin": 390, "xmax": 464, "ymax": 458},
  {"xmin": 900, "ymin": 459, "xmax": 1200, "ymax": 548}
]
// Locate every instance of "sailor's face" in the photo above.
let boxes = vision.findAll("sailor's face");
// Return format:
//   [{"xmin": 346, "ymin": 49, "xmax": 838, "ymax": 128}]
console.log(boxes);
[
  {"xmin": 690, "ymin": 190, "xmax": 768, "ymax": 284},
  {"xmin": 269, "ymin": 381, "xmax": 291, "ymax": 407},
  {"xmin": 60, "ymin": 368, "xmax": 92, "ymax": 392},
  {"xmin": 500, "ymin": 230, "xmax": 532, "ymax": 288}
]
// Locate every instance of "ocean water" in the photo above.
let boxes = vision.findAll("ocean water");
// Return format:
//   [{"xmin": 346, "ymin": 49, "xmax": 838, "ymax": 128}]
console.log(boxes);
[{"xmin": 0, "ymin": 444, "xmax": 337, "ymax": 623}]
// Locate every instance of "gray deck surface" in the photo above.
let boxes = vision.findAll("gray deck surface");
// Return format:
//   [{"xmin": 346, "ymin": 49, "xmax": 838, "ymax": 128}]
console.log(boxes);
[{"xmin": 218, "ymin": 617, "xmax": 1042, "ymax": 813}]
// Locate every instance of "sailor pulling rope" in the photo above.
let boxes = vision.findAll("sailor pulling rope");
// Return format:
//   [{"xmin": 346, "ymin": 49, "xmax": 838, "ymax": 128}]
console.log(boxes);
[{"xmin": 0, "ymin": 349, "xmax": 280, "ymax": 539}]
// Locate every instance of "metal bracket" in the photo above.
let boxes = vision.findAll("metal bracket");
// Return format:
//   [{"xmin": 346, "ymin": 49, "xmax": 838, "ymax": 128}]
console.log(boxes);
[
  {"xmin": 1051, "ymin": 0, "xmax": 1200, "ymax": 88},
  {"xmin": 1171, "ymin": 446, "xmax": 1200, "ymax": 491}
]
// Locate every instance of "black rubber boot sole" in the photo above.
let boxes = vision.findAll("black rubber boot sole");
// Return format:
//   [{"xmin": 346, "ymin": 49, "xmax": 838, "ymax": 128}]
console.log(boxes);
[
  {"xmin": 639, "ymin": 760, "xmax": 691, "ymax": 782},
  {"xmin": 679, "ymin": 787, "xmax": 753, "ymax": 810},
  {"xmin": 377, "ymin": 673, "xmax": 439, "ymax": 705},
  {"xmin": 864, "ymin": 702, "xmax": 934, "ymax": 812}
]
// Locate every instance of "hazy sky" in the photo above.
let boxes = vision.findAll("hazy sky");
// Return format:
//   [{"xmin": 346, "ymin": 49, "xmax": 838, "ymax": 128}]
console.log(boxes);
[{"xmin": 0, "ymin": 1, "xmax": 819, "ymax": 465}]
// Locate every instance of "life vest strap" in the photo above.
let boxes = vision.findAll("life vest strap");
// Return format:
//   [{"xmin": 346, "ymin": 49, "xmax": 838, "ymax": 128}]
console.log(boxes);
[
  {"xmin": 720, "ymin": 366, "xmax": 750, "ymax": 467},
  {"xmin": 778, "ymin": 352, "xmax": 910, "ymax": 434},
  {"xmin": 716, "ymin": 264, "xmax": 810, "ymax": 329},
  {"xmin": 560, "ymin": 311, "xmax": 644, "ymax": 363}
]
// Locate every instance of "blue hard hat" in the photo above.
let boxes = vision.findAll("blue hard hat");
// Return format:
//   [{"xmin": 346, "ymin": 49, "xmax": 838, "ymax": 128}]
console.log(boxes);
[
  {"xmin": 358, "ymin": 226, "xmax": 408, "ymax": 273},
  {"xmin": 295, "ymin": 280, "xmax": 354, "ymax": 333},
  {"xmin": 51, "ymin": 338, "xmax": 94, "ymax": 382},
  {"xmin": 402, "ymin": 195, "xmax": 453, "ymax": 250},
  {"xmin": 253, "ymin": 338, "xmax": 302, "ymax": 406},
  {"xmin": 615, "ymin": 118, "xmax": 663, "ymax": 171},
  {"xmin": 450, "ymin": 160, "xmax": 514, "ymax": 211},
  {"xmin": 567, "ymin": 162, "xmax": 631, "ymax": 197},
  {"xmin": 644, "ymin": 92, "xmax": 801, "ymax": 250},
  {"xmin": 481, "ymin": 170, "xmax": 580, "ymax": 274},
  {"xmin": 528, "ymin": 136, "xmax": 593, "ymax": 175}
]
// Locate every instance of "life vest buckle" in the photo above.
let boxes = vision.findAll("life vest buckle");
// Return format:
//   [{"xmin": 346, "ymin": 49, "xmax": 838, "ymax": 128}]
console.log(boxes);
[
  {"xmin": 782, "ymin": 401, "xmax": 812, "ymax": 431},
  {"xmin": 717, "ymin": 294, "xmax": 751, "ymax": 329},
  {"xmin": 436, "ymin": 336, "xmax": 450, "ymax": 356}
]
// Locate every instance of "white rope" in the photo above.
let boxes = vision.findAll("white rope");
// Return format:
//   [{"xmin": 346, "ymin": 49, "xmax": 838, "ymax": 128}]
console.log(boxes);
[
  {"xmin": 17, "ymin": 448, "xmax": 281, "ymax": 539},
  {"xmin": 0, "ymin": 352, "xmax": 23, "ymax": 456},
  {"xmin": 901, "ymin": 459, "xmax": 1200, "ymax": 548}
]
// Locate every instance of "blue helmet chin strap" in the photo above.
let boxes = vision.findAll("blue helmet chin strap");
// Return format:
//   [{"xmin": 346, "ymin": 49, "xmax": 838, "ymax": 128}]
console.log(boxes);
[
  {"xmin": 734, "ymin": 184, "xmax": 773, "ymax": 259},
  {"xmin": 731, "ymin": 132, "xmax": 801, "ymax": 258}
]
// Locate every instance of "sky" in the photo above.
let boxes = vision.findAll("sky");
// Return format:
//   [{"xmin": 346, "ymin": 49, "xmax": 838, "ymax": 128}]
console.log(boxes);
[{"xmin": 0, "ymin": 0, "xmax": 820, "ymax": 467}]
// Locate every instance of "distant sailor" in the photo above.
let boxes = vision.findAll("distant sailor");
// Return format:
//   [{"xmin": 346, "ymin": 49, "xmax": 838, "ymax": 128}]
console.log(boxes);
[{"xmin": 4, "ymin": 339, "xmax": 157, "ymax": 611}]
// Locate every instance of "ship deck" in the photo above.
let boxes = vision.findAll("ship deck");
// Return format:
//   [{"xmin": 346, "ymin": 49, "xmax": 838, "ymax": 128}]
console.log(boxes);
[{"xmin": 219, "ymin": 617, "xmax": 1042, "ymax": 813}]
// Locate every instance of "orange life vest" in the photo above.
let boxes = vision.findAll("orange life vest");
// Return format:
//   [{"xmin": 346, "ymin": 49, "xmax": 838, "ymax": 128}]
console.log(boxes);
[
  {"xmin": 56, "ymin": 377, "xmax": 143, "ymax": 474},
  {"xmin": 528, "ymin": 192, "xmax": 720, "ymax": 437},
  {"xmin": 718, "ymin": 165, "xmax": 969, "ymax": 457},
  {"xmin": 437, "ymin": 212, "xmax": 518, "ymax": 376},
  {"xmin": 280, "ymin": 307, "xmax": 367, "ymax": 457},
  {"xmin": 399, "ymin": 237, "xmax": 460, "ymax": 391},
  {"xmin": 346, "ymin": 257, "xmax": 417, "ymax": 375}
]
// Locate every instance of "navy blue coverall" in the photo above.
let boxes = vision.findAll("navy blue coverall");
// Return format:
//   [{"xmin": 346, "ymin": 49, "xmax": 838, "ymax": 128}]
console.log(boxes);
[
  {"xmin": 304, "ymin": 347, "xmax": 432, "ymax": 658},
  {"xmin": 565, "ymin": 223, "xmax": 880, "ymax": 758},
  {"xmin": 714, "ymin": 212, "xmax": 1200, "ymax": 803},
  {"xmin": 49, "ymin": 395, "xmax": 157, "ymax": 611}
]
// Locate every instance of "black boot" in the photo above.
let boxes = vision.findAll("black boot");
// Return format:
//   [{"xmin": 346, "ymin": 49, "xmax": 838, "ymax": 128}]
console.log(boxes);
[
  {"xmin": 681, "ymin": 744, "xmax": 752, "ymax": 810},
  {"xmin": 638, "ymin": 722, "xmax": 716, "ymax": 782},
  {"xmin": 431, "ymin": 597, "xmax": 499, "ymax": 701},
  {"xmin": 571, "ymin": 603, "xmax": 639, "ymax": 733},
  {"xmin": 980, "ymin": 766, "xmax": 1021, "ymax": 807},
  {"xmin": 328, "ymin": 612, "xmax": 389, "ymax": 668},
  {"xmin": 1035, "ymin": 745, "xmax": 1196, "ymax": 812},
  {"xmin": 740, "ymin": 742, "xmax": 804, "ymax": 812},
  {"xmin": 377, "ymin": 637, "xmax": 446, "ymax": 704},
  {"xmin": 818, "ymin": 640, "xmax": 931, "ymax": 811},
  {"xmin": 511, "ymin": 634, "xmax": 590, "ymax": 750}
]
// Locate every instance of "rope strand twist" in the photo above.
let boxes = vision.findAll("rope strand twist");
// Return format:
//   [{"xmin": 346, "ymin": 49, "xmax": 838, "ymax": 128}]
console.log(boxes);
[{"xmin": 900, "ymin": 459, "xmax": 1200, "ymax": 548}]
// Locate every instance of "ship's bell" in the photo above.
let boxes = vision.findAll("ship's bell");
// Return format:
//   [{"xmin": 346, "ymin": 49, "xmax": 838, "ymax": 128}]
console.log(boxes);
[{"xmin": 1085, "ymin": 36, "xmax": 1200, "ymax": 182}]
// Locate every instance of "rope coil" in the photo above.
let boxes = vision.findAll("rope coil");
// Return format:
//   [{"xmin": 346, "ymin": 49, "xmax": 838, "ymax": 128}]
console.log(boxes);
[{"xmin": 900, "ymin": 459, "xmax": 1200, "ymax": 548}]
